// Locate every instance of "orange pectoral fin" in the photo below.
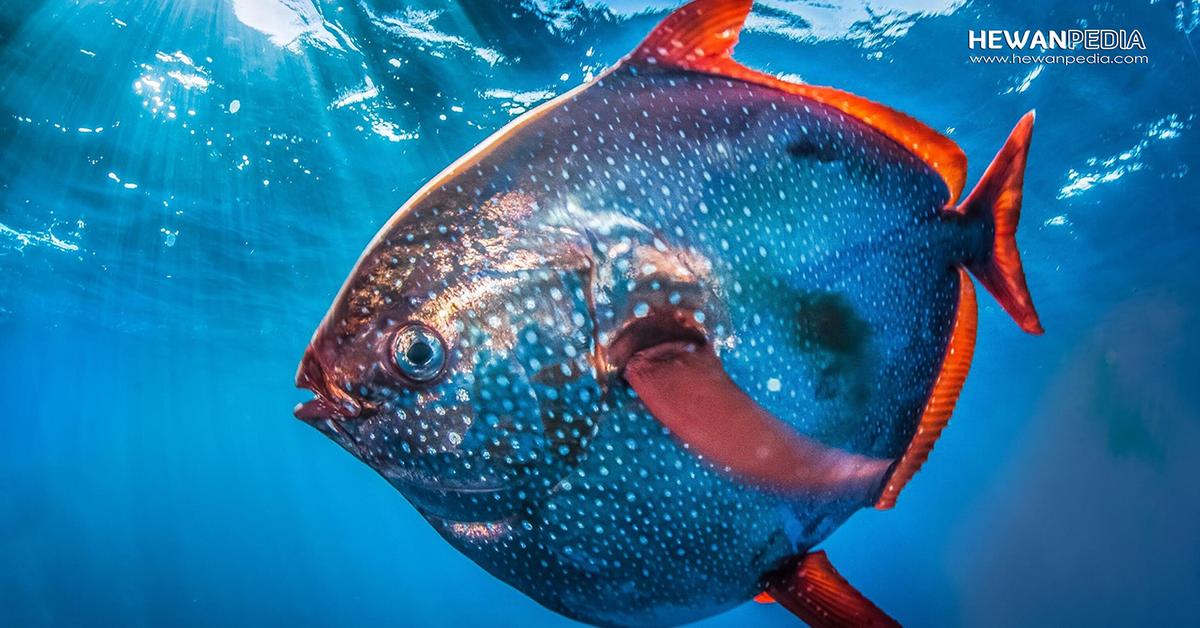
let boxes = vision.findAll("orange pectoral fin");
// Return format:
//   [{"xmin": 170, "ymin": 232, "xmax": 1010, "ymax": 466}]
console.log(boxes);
[
  {"xmin": 876, "ymin": 267, "xmax": 978, "ymax": 509},
  {"xmin": 766, "ymin": 551, "xmax": 900, "ymax": 627},
  {"xmin": 623, "ymin": 341, "xmax": 892, "ymax": 498}
]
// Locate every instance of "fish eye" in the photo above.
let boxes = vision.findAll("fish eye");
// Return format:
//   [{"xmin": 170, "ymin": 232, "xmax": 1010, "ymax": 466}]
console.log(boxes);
[{"xmin": 392, "ymin": 323, "xmax": 446, "ymax": 382}]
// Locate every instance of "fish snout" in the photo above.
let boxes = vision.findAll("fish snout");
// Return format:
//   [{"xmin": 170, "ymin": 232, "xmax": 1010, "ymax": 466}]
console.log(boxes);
[{"xmin": 294, "ymin": 344, "xmax": 362, "ymax": 422}]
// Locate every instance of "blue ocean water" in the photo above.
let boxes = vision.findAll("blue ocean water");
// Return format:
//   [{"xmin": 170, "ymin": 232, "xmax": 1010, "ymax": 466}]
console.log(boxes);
[{"xmin": 2, "ymin": 0, "xmax": 1198, "ymax": 626}]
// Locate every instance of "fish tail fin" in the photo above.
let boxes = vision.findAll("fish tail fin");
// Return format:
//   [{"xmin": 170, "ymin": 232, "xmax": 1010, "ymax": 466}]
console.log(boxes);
[{"xmin": 955, "ymin": 110, "xmax": 1043, "ymax": 335}]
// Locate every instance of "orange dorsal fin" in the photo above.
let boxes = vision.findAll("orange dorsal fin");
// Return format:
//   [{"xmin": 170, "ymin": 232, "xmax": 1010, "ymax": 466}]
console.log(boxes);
[
  {"xmin": 624, "ymin": 0, "xmax": 968, "ymax": 202},
  {"xmin": 876, "ymin": 267, "xmax": 978, "ymax": 509},
  {"xmin": 626, "ymin": 0, "xmax": 752, "ymax": 69},
  {"xmin": 766, "ymin": 551, "xmax": 900, "ymax": 627}
]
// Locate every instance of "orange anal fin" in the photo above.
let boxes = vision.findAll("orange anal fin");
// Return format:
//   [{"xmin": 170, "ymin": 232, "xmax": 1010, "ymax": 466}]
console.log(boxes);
[
  {"xmin": 624, "ymin": 0, "xmax": 967, "ymax": 203},
  {"xmin": 766, "ymin": 551, "xmax": 900, "ymax": 627},
  {"xmin": 876, "ymin": 267, "xmax": 978, "ymax": 509}
]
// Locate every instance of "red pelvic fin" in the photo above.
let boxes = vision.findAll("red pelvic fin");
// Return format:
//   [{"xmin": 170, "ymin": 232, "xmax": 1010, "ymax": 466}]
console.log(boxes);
[
  {"xmin": 876, "ymin": 267, "xmax": 977, "ymax": 510},
  {"xmin": 623, "ymin": 0, "xmax": 968, "ymax": 202},
  {"xmin": 766, "ymin": 551, "xmax": 900, "ymax": 627},
  {"xmin": 955, "ymin": 111, "xmax": 1043, "ymax": 334}
]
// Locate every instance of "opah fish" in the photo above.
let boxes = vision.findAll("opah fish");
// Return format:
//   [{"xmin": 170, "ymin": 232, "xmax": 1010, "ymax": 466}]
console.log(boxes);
[{"xmin": 294, "ymin": 1, "xmax": 1043, "ymax": 625}]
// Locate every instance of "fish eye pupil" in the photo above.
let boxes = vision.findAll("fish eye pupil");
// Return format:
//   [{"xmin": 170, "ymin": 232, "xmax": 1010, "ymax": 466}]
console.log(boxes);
[
  {"xmin": 406, "ymin": 341, "xmax": 433, "ymax": 366},
  {"xmin": 393, "ymin": 323, "xmax": 446, "ymax": 382}
]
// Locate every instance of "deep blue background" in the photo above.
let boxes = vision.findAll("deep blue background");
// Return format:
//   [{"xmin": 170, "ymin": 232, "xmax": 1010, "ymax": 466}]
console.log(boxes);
[{"xmin": 2, "ymin": 0, "xmax": 1198, "ymax": 626}]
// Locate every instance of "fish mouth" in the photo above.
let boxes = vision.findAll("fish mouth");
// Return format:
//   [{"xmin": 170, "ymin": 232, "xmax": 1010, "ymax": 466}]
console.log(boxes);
[
  {"xmin": 294, "ymin": 343, "xmax": 362, "ymax": 422},
  {"xmin": 293, "ymin": 395, "xmax": 345, "ymax": 422}
]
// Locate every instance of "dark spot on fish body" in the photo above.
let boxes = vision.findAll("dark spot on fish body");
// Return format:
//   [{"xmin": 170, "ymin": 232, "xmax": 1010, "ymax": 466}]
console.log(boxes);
[
  {"xmin": 786, "ymin": 138, "xmax": 840, "ymax": 163},
  {"xmin": 729, "ymin": 282, "xmax": 882, "ymax": 452},
  {"xmin": 794, "ymin": 291, "xmax": 870, "ymax": 356}
]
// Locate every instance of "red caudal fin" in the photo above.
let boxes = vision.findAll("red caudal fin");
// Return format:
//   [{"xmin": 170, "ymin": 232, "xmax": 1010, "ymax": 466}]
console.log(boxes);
[
  {"xmin": 955, "ymin": 111, "xmax": 1043, "ymax": 334},
  {"xmin": 624, "ymin": 0, "xmax": 969, "ymax": 202},
  {"xmin": 765, "ymin": 551, "xmax": 901, "ymax": 627}
]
